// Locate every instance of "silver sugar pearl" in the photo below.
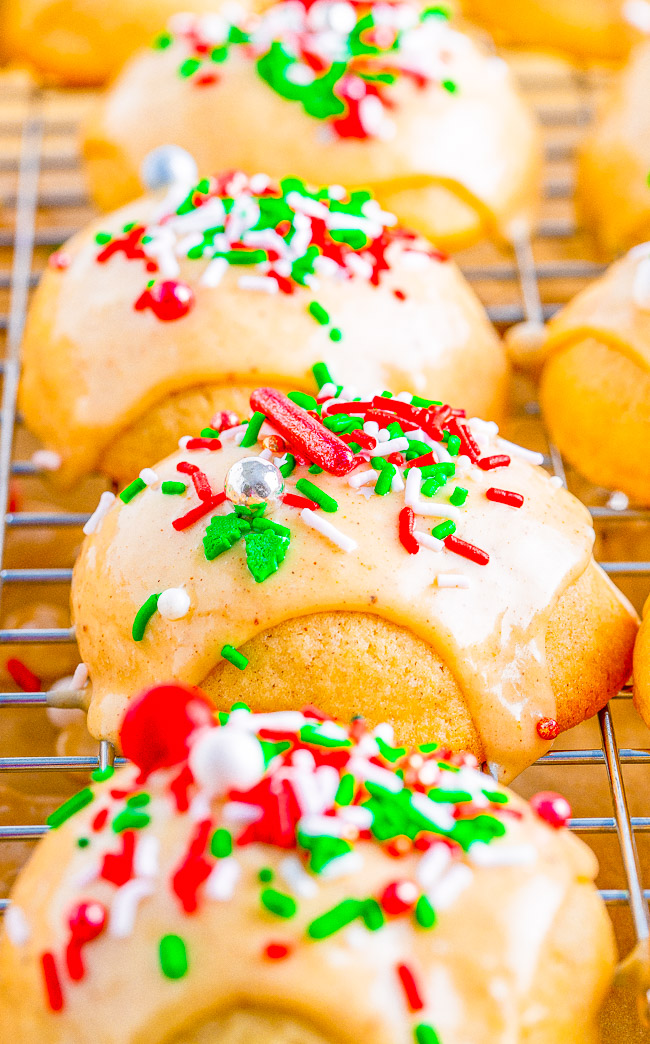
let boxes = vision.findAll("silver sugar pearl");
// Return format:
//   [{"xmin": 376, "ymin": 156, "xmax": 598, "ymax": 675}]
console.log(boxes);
[
  {"xmin": 140, "ymin": 145, "xmax": 198, "ymax": 191},
  {"xmin": 225, "ymin": 457, "xmax": 284, "ymax": 507}
]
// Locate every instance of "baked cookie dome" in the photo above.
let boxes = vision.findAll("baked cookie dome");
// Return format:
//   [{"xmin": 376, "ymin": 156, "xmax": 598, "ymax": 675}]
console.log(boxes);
[
  {"xmin": 82, "ymin": 2, "xmax": 541, "ymax": 250},
  {"xmin": 578, "ymin": 40, "xmax": 650, "ymax": 258},
  {"xmin": 460, "ymin": 0, "xmax": 641, "ymax": 65},
  {"xmin": 0, "ymin": 0, "xmax": 255, "ymax": 87},
  {"xmin": 634, "ymin": 593, "xmax": 650, "ymax": 728},
  {"xmin": 540, "ymin": 244, "xmax": 650, "ymax": 504},
  {"xmin": 19, "ymin": 171, "xmax": 509, "ymax": 488},
  {"xmin": 0, "ymin": 683, "xmax": 616, "ymax": 1043},
  {"xmin": 70, "ymin": 384, "xmax": 638, "ymax": 781}
]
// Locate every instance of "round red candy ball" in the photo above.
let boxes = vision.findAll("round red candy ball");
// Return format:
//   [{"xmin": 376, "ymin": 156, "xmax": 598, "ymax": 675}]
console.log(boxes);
[
  {"xmin": 119, "ymin": 682, "xmax": 214, "ymax": 779},
  {"xmin": 530, "ymin": 791, "xmax": 571, "ymax": 829},
  {"xmin": 141, "ymin": 280, "xmax": 194, "ymax": 321},
  {"xmin": 68, "ymin": 901, "xmax": 107, "ymax": 943},
  {"xmin": 379, "ymin": 879, "xmax": 419, "ymax": 915}
]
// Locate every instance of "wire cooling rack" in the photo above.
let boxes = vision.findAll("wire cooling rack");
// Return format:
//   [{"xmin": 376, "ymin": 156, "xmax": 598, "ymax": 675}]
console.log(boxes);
[{"xmin": 0, "ymin": 58, "xmax": 648, "ymax": 964}]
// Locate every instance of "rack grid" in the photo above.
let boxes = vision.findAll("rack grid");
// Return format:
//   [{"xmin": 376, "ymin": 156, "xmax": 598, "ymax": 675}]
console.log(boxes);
[{"xmin": 0, "ymin": 58, "xmax": 648, "ymax": 961}]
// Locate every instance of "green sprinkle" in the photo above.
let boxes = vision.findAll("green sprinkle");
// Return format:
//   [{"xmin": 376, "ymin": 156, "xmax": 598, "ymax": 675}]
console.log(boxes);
[
  {"xmin": 329, "ymin": 328, "xmax": 343, "ymax": 342},
  {"xmin": 335, "ymin": 773, "xmax": 355, "ymax": 805},
  {"xmin": 361, "ymin": 898, "xmax": 385, "ymax": 931},
  {"xmin": 261, "ymin": 888, "xmax": 297, "ymax": 919},
  {"xmin": 299, "ymin": 833, "xmax": 351, "ymax": 874},
  {"xmin": 260, "ymin": 738, "xmax": 291, "ymax": 765},
  {"xmin": 418, "ymin": 742, "xmax": 439, "ymax": 753},
  {"xmin": 280, "ymin": 453, "xmax": 296, "ymax": 478},
  {"xmin": 387, "ymin": 422, "xmax": 404, "ymax": 439},
  {"xmin": 308, "ymin": 301, "xmax": 330, "ymax": 325},
  {"xmin": 179, "ymin": 57, "xmax": 201, "ymax": 78},
  {"xmin": 376, "ymin": 737, "xmax": 407, "ymax": 763},
  {"xmin": 221, "ymin": 644, "xmax": 248, "ymax": 670},
  {"xmin": 91, "ymin": 765, "xmax": 115, "ymax": 783},
  {"xmin": 312, "ymin": 361, "xmax": 334, "ymax": 388},
  {"xmin": 218, "ymin": 711, "xmax": 229, "ymax": 725},
  {"xmin": 414, "ymin": 1023, "xmax": 441, "ymax": 1044},
  {"xmin": 241, "ymin": 411, "xmax": 265, "ymax": 448},
  {"xmin": 449, "ymin": 486, "xmax": 468, "ymax": 506},
  {"xmin": 245, "ymin": 527, "xmax": 290, "ymax": 582},
  {"xmin": 307, "ymin": 899, "xmax": 363, "ymax": 939},
  {"xmin": 94, "ymin": 231, "xmax": 112, "ymax": 245},
  {"xmin": 447, "ymin": 434, "xmax": 461, "ymax": 456},
  {"xmin": 152, "ymin": 30, "xmax": 173, "ymax": 49},
  {"xmin": 374, "ymin": 463, "xmax": 395, "ymax": 496},
  {"xmin": 161, "ymin": 481, "xmax": 187, "ymax": 495},
  {"xmin": 123, "ymin": 222, "xmax": 136, "ymax": 233},
  {"xmin": 259, "ymin": 867, "xmax": 274, "ymax": 883},
  {"xmin": 483, "ymin": 790, "xmax": 508, "ymax": 804},
  {"xmin": 406, "ymin": 439, "xmax": 432, "ymax": 460},
  {"xmin": 47, "ymin": 788, "xmax": 93, "ymax": 828},
  {"xmin": 288, "ymin": 391, "xmax": 317, "ymax": 411},
  {"xmin": 432, "ymin": 520, "xmax": 456, "ymax": 540},
  {"xmin": 77, "ymin": 837, "xmax": 90, "ymax": 848},
  {"xmin": 119, "ymin": 477, "xmax": 146, "ymax": 504},
  {"xmin": 421, "ymin": 477, "xmax": 442, "ymax": 498},
  {"xmin": 211, "ymin": 827, "xmax": 233, "ymax": 858},
  {"xmin": 300, "ymin": 723, "xmax": 351, "ymax": 749},
  {"xmin": 415, "ymin": 894, "xmax": 437, "ymax": 929},
  {"xmin": 200, "ymin": 427, "xmax": 221, "ymax": 438},
  {"xmin": 295, "ymin": 478, "xmax": 338, "ymax": 512},
  {"xmin": 411, "ymin": 395, "xmax": 442, "ymax": 407},
  {"xmin": 442, "ymin": 79, "xmax": 457, "ymax": 93},
  {"xmin": 132, "ymin": 593, "xmax": 160, "ymax": 642},
  {"xmin": 159, "ymin": 934, "xmax": 188, "ymax": 979},
  {"xmin": 112, "ymin": 807, "xmax": 150, "ymax": 832},
  {"xmin": 203, "ymin": 512, "xmax": 250, "ymax": 560},
  {"xmin": 127, "ymin": 792, "xmax": 150, "ymax": 808},
  {"xmin": 308, "ymin": 464, "xmax": 323, "ymax": 474},
  {"xmin": 231, "ymin": 701, "xmax": 250, "ymax": 711}
]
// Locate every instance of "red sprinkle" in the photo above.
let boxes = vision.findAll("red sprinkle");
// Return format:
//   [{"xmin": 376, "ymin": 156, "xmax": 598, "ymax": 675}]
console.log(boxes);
[
  {"xmin": 536, "ymin": 717, "xmax": 561, "ymax": 741},
  {"xmin": 177, "ymin": 461, "xmax": 214, "ymax": 502},
  {"xmin": 211, "ymin": 410, "xmax": 240, "ymax": 432},
  {"xmin": 530, "ymin": 791, "xmax": 571, "ymax": 829},
  {"xmin": 91, "ymin": 807, "xmax": 109, "ymax": 832},
  {"xmin": 448, "ymin": 419, "xmax": 480, "ymax": 462},
  {"xmin": 339, "ymin": 430, "xmax": 376, "ymax": 450},
  {"xmin": 172, "ymin": 819, "xmax": 213, "ymax": 913},
  {"xmin": 443, "ymin": 534, "xmax": 490, "ymax": 566},
  {"xmin": 251, "ymin": 388, "xmax": 355, "ymax": 476},
  {"xmin": 6, "ymin": 658, "xmax": 41, "ymax": 692},
  {"xmin": 134, "ymin": 279, "xmax": 194, "ymax": 322},
  {"xmin": 172, "ymin": 491, "xmax": 226, "ymax": 531},
  {"xmin": 66, "ymin": 901, "xmax": 107, "ymax": 981},
  {"xmin": 325, "ymin": 401, "xmax": 373, "ymax": 415},
  {"xmin": 100, "ymin": 831, "xmax": 136, "ymax": 887},
  {"xmin": 282, "ymin": 493, "xmax": 320, "ymax": 511},
  {"xmin": 398, "ymin": 506, "xmax": 419, "ymax": 555},
  {"xmin": 486, "ymin": 487, "xmax": 524, "ymax": 508},
  {"xmin": 41, "ymin": 951, "xmax": 64, "ymax": 1012},
  {"xmin": 120, "ymin": 682, "xmax": 214, "ymax": 780},
  {"xmin": 405, "ymin": 451, "xmax": 437, "ymax": 470},
  {"xmin": 184, "ymin": 437, "xmax": 222, "ymax": 452},
  {"xmin": 478, "ymin": 455, "xmax": 511, "ymax": 471},
  {"xmin": 265, "ymin": 941, "xmax": 292, "ymax": 960},
  {"xmin": 397, "ymin": 962, "xmax": 425, "ymax": 1011},
  {"xmin": 380, "ymin": 880, "xmax": 418, "ymax": 915},
  {"xmin": 48, "ymin": 250, "xmax": 71, "ymax": 270}
]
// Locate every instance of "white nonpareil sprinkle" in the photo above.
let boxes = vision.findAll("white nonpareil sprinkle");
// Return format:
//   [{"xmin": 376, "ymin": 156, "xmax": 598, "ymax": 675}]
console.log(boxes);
[
  {"xmin": 468, "ymin": 842, "xmax": 537, "ymax": 868},
  {"xmin": 133, "ymin": 834, "xmax": 160, "ymax": 879},
  {"xmin": 415, "ymin": 531, "xmax": 443, "ymax": 552},
  {"xmin": 548, "ymin": 475, "xmax": 564, "ymax": 489},
  {"xmin": 300, "ymin": 508, "xmax": 357, "ymax": 553},
  {"xmin": 435, "ymin": 573, "xmax": 471, "ymax": 589},
  {"xmin": 349, "ymin": 468, "xmax": 379, "ymax": 488},
  {"xmin": 377, "ymin": 428, "xmax": 391, "ymax": 443},
  {"xmin": 178, "ymin": 435, "xmax": 191, "ymax": 450},
  {"xmin": 109, "ymin": 879, "xmax": 154, "ymax": 938},
  {"xmin": 4, "ymin": 904, "xmax": 30, "ymax": 946},
  {"xmin": 367, "ymin": 437, "xmax": 409, "ymax": 457},
  {"xmin": 139, "ymin": 467, "xmax": 159, "ymax": 487},
  {"xmin": 83, "ymin": 491, "xmax": 116, "ymax": 536},
  {"xmin": 206, "ymin": 857, "xmax": 241, "ymax": 901},
  {"xmin": 279, "ymin": 855, "xmax": 318, "ymax": 898},
  {"xmin": 428, "ymin": 863, "xmax": 473, "ymax": 911},
  {"xmin": 497, "ymin": 437, "xmax": 544, "ymax": 466},
  {"xmin": 31, "ymin": 449, "xmax": 62, "ymax": 472},
  {"xmin": 372, "ymin": 721, "xmax": 395, "ymax": 744},
  {"xmin": 157, "ymin": 587, "xmax": 191, "ymax": 620},
  {"xmin": 72, "ymin": 662, "xmax": 89, "ymax": 689}
]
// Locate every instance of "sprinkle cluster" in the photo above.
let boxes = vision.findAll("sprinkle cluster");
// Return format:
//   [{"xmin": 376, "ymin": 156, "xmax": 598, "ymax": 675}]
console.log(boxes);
[
  {"xmin": 32, "ymin": 683, "xmax": 567, "ymax": 1035},
  {"xmin": 94, "ymin": 171, "xmax": 441, "ymax": 326},
  {"xmin": 154, "ymin": 2, "xmax": 458, "ymax": 140}
]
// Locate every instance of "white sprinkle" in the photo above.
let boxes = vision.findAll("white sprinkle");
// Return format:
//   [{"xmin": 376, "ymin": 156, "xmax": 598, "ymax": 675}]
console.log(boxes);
[
  {"xmin": 348, "ymin": 756, "xmax": 403, "ymax": 793},
  {"xmin": 134, "ymin": 835, "xmax": 159, "ymax": 879},
  {"xmin": 237, "ymin": 275, "xmax": 279, "ymax": 294},
  {"xmin": 367, "ymin": 437, "xmax": 409, "ymax": 457},
  {"xmin": 416, "ymin": 842, "xmax": 452, "ymax": 889},
  {"xmin": 109, "ymin": 879, "xmax": 154, "ymax": 938},
  {"xmin": 4, "ymin": 904, "xmax": 30, "ymax": 946},
  {"xmin": 410, "ymin": 791, "xmax": 456, "ymax": 831},
  {"xmin": 496, "ymin": 437, "xmax": 544, "ymax": 466},
  {"xmin": 405, "ymin": 466, "xmax": 422, "ymax": 508},
  {"xmin": 607, "ymin": 490, "xmax": 629, "ymax": 511},
  {"xmin": 633, "ymin": 256, "xmax": 650, "ymax": 310},
  {"xmin": 72, "ymin": 662, "xmax": 89, "ymax": 689},
  {"xmin": 205, "ymin": 857, "xmax": 241, "ymax": 901},
  {"xmin": 83, "ymin": 491, "xmax": 116, "ymax": 536},
  {"xmin": 279, "ymin": 855, "xmax": 318, "ymax": 898},
  {"xmin": 349, "ymin": 468, "xmax": 379, "ymax": 488},
  {"xmin": 428, "ymin": 863, "xmax": 473, "ymax": 910},
  {"xmin": 396, "ymin": 392, "xmax": 413, "ymax": 403},
  {"xmin": 200, "ymin": 256, "xmax": 228, "ymax": 288},
  {"xmin": 248, "ymin": 711, "xmax": 307, "ymax": 732},
  {"xmin": 468, "ymin": 842, "xmax": 537, "ymax": 867},
  {"xmin": 363, "ymin": 421, "xmax": 380, "ymax": 439},
  {"xmin": 377, "ymin": 428, "xmax": 391, "ymax": 443},
  {"xmin": 219, "ymin": 423, "xmax": 247, "ymax": 444},
  {"xmin": 411, "ymin": 499, "xmax": 461, "ymax": 521},
  {"xmin": 319, "ymin": 851, "xmax": 364, "ymax": 879},
  {"xmin": 338, "ymin": 805, "xmax": 373, "ymax": 830},
  {"xmin": 415, "ymin": 530, "xmax": 443, "ymax": 552},
  {"xmin": 299, "ymin": 814, "xmax": 350, "ymax": 838},
  {"xmin": 623, "ymin": 0, "xmax": 650, "ymax": 31},
  {"xmin": 372, "ymin": 721, "xmax": 394, "ymax": 744},
  {"xmin": 178, "ymin": 435, "xmax": 191, "ymax": 450},
  {"xmin": 300, "ymin": 508, "xmax": 357, "ymax": 553},
  {"xmin": 318, "ymin": 382, "xmax": 337, "ymax": 400},
  {"xmin": 139, "ymin": 467, "xmax": 158, "ymax": 487},
  {"xmin": 249, "ymin": 172, "xmax": 271, "ymax": 194},
  {"xmin": 258, "ymin": 448, "xmax": 273, "ymax": 460},
  {"xmin": 548, "ymin": 475, "xmax": 564, "ymax": 489},
  {"xmin": 391, "ymin": 471, "xmax": 405, "ymax": 493},
  {"xmin": 435, "ymin": 573, "xmax": 470, "ymax": 589},
  {"xmin": 157, "ymin": 587, "xmax": 191, "ymax": 620},
  {"xmin": 222, "ymin": 801, "xmax": 264, "ymax": 824},
  {"xmin": 31, "ymin": 449, "xmax": 61, "ymax": 472}
]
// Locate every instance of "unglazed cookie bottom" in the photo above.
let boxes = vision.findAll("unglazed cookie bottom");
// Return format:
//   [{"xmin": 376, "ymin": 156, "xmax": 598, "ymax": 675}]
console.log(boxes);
[{"xmin": 540, "ymin": 338, "xmax": 650, "ymax": 504}]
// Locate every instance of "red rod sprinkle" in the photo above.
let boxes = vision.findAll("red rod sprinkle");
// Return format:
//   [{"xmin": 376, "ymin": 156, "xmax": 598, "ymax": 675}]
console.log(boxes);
[
  {"xmin": 398, "ymin": 507, "xmax": 419, "ymax": 555},
  {"xmin": 405, "ymin": 452, "xmax": 437, "ymax": 470},
  {"xmin": 92, "ymin": 807, "xmax": 109, "ymax": 832},
  {"xmin": 448, "ymin": 419, "xmax": 480, "ymax": 462},
  {"xmin": 41, "ymin": 952, "xmax": 64, "ymax": 1012},
  {"xmin": 325, "ymin": 400, "xmax": 372, "ymax": 415},
  {"xmin": 172, "ymin": 819, "xmax": 213, "ymax": 913},
  {"xmin": 100, "ymin": 830, "xmax": 136, "ymax": 887},
  {"xmin": 478, "ymin": 455, "xmax": 511, "ymax": 471},
  {"xmin": 444, "ymin": 535, "xmax": 490, "ymax": 566},
  {"xmin": 363, "ymin": 409, "xmax": 420, "ymax": 433},
  {"xmin": 66, "ymin": 902, "xmax": 107, "ymax": 981},
  {"xmin": 250, "ymin": 388, "xmax": 355, "ymax": 476},
  {"xmin": 339, "ymin": 430, "xmax": 376, "ymax": 449},
  {"xmin": 397, "ymin": 963, "xmax": 425, "ymax": 1012},
  {"xmin": 184, "ymin": 437, "xmax": 222, "ymax": 452},
  {"xmin": 172, "ymin": 492, "xmax": 226, "ymax": 531},
  {"xmin": 282, "ymin": 493, "xmax": 320, "ymax": 511},
  {"xmin": 486, "ymin": 487, "xmax": 524, "ymax": 508},
  {"xmin": 177, "ymin": 461, "xmax": 214, "ymax": 502},
  {"xmin": 6, "ymin": 657, "xmax": 41, "ymax": 692},
  {"xmin": 265, "ymin": 942, "xmax": 292, "ymax": 960}
]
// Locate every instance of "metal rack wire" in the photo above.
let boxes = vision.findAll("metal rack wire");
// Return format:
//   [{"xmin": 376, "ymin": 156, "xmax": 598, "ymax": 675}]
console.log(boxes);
[{"xmin": 0, "ymin": 62, "xmax": 648, "ymax": 961}]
